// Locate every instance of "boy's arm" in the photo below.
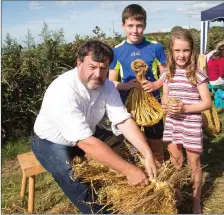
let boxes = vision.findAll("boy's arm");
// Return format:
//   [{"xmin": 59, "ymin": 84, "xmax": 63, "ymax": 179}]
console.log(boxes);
[
  {"xmin": 161, "ymin": 82, "xmax": 168, "ymax": 113},
  {"xmin": 159, "ymin": 64, "xmax": 166, "ymax": 74},
  {"xmin": 109, "ymin": 69, "xmax": 118, "ymax": 81},
  {"xmin": 109, "ymin": 69, "xmax": 140, "ymax": 91},
  {"xmin": 141, "ymin": 79, "xmax": 163, "ymax": 93}
]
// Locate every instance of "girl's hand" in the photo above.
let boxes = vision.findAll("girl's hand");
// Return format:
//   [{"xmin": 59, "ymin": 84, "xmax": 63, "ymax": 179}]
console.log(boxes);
[
  {"xmin": 168, "ymin": 102, "xmax": 184, "ymax": 115},
  {"xmin": 141, "ymin": 80, "xmax": 155, "ymax": 93}
]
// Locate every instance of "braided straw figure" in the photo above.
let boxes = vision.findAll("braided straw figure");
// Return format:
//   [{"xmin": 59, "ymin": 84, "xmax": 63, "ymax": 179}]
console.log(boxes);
[
  {"xmin": 125, "ymin": 59, "xmax": 164, "ymax": 127},
  {"xmin": 202, "ymin": 103, "xmax": 221, "ymax": 135}
]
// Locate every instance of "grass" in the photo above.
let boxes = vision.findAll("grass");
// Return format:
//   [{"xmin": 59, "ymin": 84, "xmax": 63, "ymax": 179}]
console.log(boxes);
[
  {"xmin": 1, "ymin": 137, "xmax": 79, "ymax": 214},
  {"xmin": 178, "ymin": 108, "xmax": 224, "ymax": 214},
  {"xmin": 1, "ymin": 137, "xmax": 31, "ymax": 166},
  {"xmin": 1, "ymin": 109, "xmax": 224, "ymax": 214}
]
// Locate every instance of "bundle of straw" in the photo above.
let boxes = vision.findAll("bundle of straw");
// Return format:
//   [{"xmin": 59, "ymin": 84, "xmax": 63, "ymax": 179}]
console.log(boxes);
[
  {"xmin": 202, "ymin": 103, "xmax": 221, "ymax": 134},
  {"xmin": 198, "ymin": 54, "xmax": 207, "ymax": 72},
  {"xmin": 165, "ymin": 97, "xmax": 182, "ymax": 108},
  {"xmin": 125, "ymin": 59, "xmax": 164, "ymax": 127},
  {"xmin": 197, "ymin": 54, "xmax": 221, "ymax": 135},
  {"xmin": 72, "ymin": 136, "xmax": 191, "ymax": 214}
]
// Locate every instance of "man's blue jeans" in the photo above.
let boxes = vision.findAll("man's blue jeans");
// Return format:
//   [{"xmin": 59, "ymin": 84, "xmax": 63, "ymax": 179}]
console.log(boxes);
[{"xmin": 32, "ymin": 129, "xmax": 112, "ymax": 214}]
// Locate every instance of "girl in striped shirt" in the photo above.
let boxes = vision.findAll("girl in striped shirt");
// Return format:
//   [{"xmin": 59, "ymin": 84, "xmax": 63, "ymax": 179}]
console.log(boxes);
[{"xmin": 161, "ymin": 29, "xmax": 211, "ymax": 213}]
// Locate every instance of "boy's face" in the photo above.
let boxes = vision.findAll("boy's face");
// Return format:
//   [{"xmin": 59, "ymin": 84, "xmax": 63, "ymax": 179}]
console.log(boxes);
[{"xmin": 122, "ymin": 18, "xmax": 146, "ymax": 44}]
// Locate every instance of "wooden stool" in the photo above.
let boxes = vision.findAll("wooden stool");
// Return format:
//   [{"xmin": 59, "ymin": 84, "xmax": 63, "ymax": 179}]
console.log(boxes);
[{"xmin": 17, "ymin": 151, "xmax": 47, "ymax": 214}]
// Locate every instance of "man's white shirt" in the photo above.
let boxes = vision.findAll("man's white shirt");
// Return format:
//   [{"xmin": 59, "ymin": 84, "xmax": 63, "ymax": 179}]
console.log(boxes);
[{"xmin": 34, "ymin": 68, "xmax": 131, "ymax": 146}]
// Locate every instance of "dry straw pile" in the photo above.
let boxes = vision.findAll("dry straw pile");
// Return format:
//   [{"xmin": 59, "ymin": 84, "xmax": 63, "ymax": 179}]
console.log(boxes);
[{"xmin": 72, "ymin": 135, "xmax": 191, "ymax": 214}]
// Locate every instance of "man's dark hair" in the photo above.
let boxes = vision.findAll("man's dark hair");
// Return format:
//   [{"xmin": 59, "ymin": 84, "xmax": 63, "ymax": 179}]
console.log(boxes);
[
  {"xmin": 122, "ymin": 4, "xmax": 147, "ymax": 24},
  {"xmin": 77, "ymin": 40, "xmax": 114, "ymax": 64}
]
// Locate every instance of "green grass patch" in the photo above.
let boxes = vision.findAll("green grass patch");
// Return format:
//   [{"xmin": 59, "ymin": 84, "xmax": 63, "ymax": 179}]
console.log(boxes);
[
  {"xmin": 1, "ymin": 108, "xmax": 224, "ymax": 214},
  {"xmin": 1, "ymin": 137, "xmax": 32, "ymax": 165},
  {"xmin": 1, "ymin": 169, "xmax": 79, "ymax": 214}
]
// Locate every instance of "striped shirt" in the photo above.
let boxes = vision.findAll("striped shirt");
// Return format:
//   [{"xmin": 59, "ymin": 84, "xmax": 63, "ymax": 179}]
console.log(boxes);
[{"xmin": 162, "ymin": 69, "xmax": 208, "ymax": 152}]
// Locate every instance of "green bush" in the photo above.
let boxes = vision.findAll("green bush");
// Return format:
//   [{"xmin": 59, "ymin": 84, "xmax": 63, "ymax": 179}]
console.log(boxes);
[{"xmin": 1, "ymin": 24, "xmax": 223, "ymax": 145}]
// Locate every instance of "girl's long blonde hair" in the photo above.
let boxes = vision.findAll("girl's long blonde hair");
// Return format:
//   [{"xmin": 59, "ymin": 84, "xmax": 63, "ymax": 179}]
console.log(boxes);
[{"xmin": 166, "ymin": 29, "xmax": 198, "ymax": 85}]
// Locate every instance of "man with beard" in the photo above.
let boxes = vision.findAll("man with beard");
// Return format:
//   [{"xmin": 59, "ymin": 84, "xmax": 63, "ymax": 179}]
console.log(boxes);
[{"xmin": 32, "ymin": 40, "xmax": 157, "ymax": 214}]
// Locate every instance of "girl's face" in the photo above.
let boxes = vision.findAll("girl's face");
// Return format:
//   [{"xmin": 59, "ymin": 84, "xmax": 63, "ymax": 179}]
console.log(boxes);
[{"xmin": 172, "ymin": 39, "xmax": 192, "ymax": 69}]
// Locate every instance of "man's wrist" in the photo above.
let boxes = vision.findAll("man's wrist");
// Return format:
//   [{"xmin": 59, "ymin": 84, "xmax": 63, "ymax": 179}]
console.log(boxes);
[{"xmin": 141, "ymin": 148, "xmax": 154, "ymax": 160}]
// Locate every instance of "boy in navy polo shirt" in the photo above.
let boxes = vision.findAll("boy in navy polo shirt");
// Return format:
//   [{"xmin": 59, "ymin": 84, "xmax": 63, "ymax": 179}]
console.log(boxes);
[{"xmin": 109, "ymin": 4, "xmax": 166, "ymax": 165}]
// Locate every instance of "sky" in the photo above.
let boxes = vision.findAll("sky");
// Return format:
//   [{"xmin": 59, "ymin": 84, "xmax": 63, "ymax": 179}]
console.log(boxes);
[{"xmin": 2, "ymin": 1, "xmax": 223, "ymax": 45}]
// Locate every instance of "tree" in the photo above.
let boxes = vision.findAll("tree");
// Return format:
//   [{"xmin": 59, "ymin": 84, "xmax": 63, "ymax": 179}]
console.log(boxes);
[
  {"xmin": 23, "ymin": 29, "xmax": 35, "ymax": 49},
  {"xmin": 39, "ymin": 21, "xmax": 51, "ymax": 42},
  {"xmin": 171, "ymin": 26, "xmax": 183, "ymax": 33},
  {"xmin": 92, "ymin": 26, "xmax": 106, "ymax": 40}
]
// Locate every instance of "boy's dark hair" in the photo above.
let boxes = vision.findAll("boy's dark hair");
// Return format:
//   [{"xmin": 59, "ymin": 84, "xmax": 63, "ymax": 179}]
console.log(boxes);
[
  {"xmin": 122, "ymin": 4, "xmax": 147, "ymax": 24},
  {"xmin": 77, "ymin": 40, "xmax": 114, "ymax": 64}
]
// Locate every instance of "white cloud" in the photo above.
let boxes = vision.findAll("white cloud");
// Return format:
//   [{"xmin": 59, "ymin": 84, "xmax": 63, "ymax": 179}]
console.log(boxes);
[
  {"xmin": 29, "ymin": 1, "xmax": 44, "ymax": 10},
  {"xmin": 56, "ymin": 1, "xmax": 71, "ymax": 7},
  {"xmin": 99, "ymin": 1, "xmax": 134, "ymax": 10},
  {"xmin": 176, "ymin": 1, "xmax": 223, "ymax": 15},
  {"xmin": 177, "ymin": 7, "xmax": 184, "ymax": 12},
  {"xmin": 160, "ymin": 27, "xmax": 172, "ymax": 33},
  {"xmin": 59, "ymin": 12, "xmax": 77, "ymax": 21},
  {"xmin": 99, "ymin": 1, "xmax": 161, "ymax": 13}
]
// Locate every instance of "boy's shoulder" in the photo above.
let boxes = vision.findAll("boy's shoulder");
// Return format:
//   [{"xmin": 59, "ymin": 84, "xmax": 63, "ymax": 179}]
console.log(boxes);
[
  {"xmin": 114, "ymin": 40, "xmax": 126, "ymax": 49},
  {"xmin": 144, "ymin": 37, "xmax": 164, "ymax": 49},
  {"xmin": 144, "ymin": 37, "xmax": 158, "ymax": 44}
]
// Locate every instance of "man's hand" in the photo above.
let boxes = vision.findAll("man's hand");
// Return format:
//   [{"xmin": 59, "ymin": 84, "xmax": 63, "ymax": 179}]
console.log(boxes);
[
  {"xmin": 144, "ymin": 156, "xmax": 157, "ymax": 179},
  {"xmin": 125, "ymin": 165, "xmax": 149, "ymax": 186}
]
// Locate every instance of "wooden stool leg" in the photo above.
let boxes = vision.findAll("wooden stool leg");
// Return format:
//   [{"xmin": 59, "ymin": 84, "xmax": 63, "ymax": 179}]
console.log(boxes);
[
  {"xmin": 20, "ymin": 172, "xmax": 27, "ymax": 198},
  {"xmin": 28, "ymin": 176, "xmax": 35, "ymax": 214}
]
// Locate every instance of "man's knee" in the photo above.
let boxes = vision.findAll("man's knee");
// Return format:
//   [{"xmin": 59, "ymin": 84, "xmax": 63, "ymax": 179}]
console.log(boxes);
[{"xmin": 52, "ymin": 158, "xmax": 76, "ymax": 183}]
